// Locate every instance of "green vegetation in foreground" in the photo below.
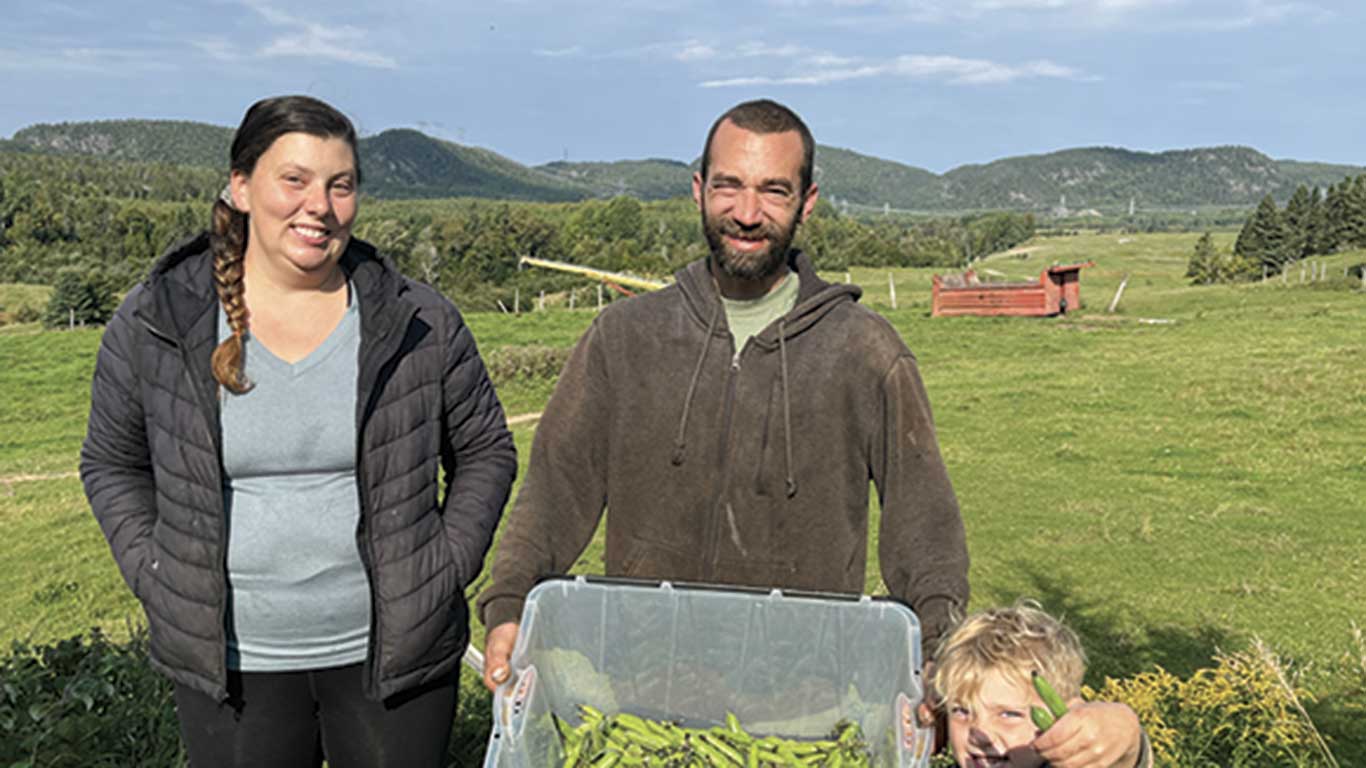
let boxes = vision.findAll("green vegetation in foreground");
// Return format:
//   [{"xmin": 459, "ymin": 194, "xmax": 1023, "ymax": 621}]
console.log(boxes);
[{"xmin": 1, "ymin": 232, "xmax": 1363, "ymax": 764}]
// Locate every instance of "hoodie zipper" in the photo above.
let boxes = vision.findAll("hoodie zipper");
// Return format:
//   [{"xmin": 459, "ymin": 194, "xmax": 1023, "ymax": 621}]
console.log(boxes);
[{"xmin": 703, "ymin": 338, "xmax": 744, "ymax": 571}]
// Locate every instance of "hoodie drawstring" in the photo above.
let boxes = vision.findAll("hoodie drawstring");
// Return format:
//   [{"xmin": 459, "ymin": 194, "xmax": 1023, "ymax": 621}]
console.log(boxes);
[
  {"xmin": 673, "ymin": 298, "xmax": 722, "ymax": 466},
  {"xmin": 778, "ymin": 319, "xmax": 797, "ymax": 499}
]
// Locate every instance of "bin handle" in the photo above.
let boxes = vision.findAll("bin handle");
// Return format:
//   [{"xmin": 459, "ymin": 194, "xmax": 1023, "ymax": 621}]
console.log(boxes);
[
  {"xmin": 896, "ymin": 692, "xmax": 935, "ymax": 767},
  {"xmin": 492, "ymin": 665, "xmax": 538, "ymax": 744}
]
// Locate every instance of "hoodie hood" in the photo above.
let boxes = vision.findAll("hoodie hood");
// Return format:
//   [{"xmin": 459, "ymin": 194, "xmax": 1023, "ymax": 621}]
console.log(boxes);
[
  {"xmin": 674, "ymin": 249, "xmax": 861, "ymax": 344},
  {"xmin": 669, "ymin": 249, "xmax": 862, "ymax": 498}
]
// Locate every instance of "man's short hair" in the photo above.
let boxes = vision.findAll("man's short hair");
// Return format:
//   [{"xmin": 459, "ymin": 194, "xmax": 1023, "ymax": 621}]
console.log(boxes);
[
  {"xmin": 931, "ymin": 601, "xmax": 1087, "ymax": 710},
  {"xmin": 700, "ymin": 99, "xmax": 816, "ymax": 193}
]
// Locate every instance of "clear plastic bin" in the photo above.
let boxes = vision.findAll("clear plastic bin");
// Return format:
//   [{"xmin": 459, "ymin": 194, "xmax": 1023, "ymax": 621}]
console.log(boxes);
[{"xmin": 483, "ymin": 577, "xmax": 934, "ymax": 767}]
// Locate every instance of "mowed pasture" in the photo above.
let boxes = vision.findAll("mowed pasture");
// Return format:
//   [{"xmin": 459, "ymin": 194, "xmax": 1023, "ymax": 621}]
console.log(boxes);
[{"xmin": 1, "ymin": 231, "xmax": 1364, "ymax": 761}]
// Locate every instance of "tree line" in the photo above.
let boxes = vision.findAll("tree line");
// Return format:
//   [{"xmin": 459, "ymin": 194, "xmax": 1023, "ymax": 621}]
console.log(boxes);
[
  {"xmin": 0, "ymin": 150, "xmax": 1035, "ymax": 324},
  {"xmin": 1187, "ymin": 175, "xmax": 1366, "ymax": 284}
]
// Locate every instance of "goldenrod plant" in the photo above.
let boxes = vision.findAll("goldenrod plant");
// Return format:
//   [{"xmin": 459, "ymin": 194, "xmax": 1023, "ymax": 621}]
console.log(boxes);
[{"xmin": 1085, "ymin": 639, "xmax": 1338, "ymax": 767}]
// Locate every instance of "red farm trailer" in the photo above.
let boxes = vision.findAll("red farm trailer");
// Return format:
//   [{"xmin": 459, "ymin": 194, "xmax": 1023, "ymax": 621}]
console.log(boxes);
[{"xmin": 931, "ymin": 261, "xmax": 1094, "ymax": 318}]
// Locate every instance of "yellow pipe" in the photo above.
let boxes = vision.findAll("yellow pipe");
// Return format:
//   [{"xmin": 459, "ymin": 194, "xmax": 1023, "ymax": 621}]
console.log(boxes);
[{"xmin": 519, "ymin": 256, "xmax": 668, "ymax": 292}]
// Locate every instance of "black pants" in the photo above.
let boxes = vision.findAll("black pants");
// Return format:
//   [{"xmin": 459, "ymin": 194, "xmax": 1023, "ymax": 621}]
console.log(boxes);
[{"xmin": 173, "ymin": 664, "xmax": 458, "ymax": 768}]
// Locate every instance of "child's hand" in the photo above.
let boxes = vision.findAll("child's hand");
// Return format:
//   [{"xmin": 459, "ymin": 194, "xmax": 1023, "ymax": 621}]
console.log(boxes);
[{"xmin": 1032, "ymin": 698, "xmax": 1143, "ymax": 768}]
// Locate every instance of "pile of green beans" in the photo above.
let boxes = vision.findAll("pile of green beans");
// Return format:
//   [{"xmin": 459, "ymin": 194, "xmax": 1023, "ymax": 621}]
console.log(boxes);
[{"xmin": 554, "ymin": 705, "xmax": 873, "ymax": 767}]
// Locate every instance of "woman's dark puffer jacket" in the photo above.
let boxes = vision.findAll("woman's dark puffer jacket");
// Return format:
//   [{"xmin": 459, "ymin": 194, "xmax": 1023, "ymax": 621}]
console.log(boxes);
[{"xmin": 80, "ymin": 233, "xmax": 517, "ymax": 702}]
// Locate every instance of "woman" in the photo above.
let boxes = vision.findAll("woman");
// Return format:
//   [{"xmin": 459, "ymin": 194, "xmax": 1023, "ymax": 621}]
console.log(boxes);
[{"xmin": 80, "ymin": 95, "xmax": 517, "ymax": 767}]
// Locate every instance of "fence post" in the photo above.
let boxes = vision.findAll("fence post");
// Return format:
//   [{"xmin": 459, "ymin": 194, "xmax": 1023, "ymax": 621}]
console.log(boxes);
[
  {"xmin": 68, "ymin": 308, "xmax": 75, "ymax": 330},
  {"xmin": 569, "ymin": 290, "xmax": 576, "ymax": 310},
  {"xmin": 845, "ymin": 271, "xmax": 851, "ymax": 284},
  {"xmin": 538, "ymin": 290, "xmax": 545, "ymax": 311},
  {"xmin": 1107, "ymin": 273, "xmax": 1130, "ymax": 313},
  {"xmin": 514, "ymin": 288, "xmax": 520, "ymax": 314},
  {"xmin": 888, "ymin": 273, "xmax": 897, "ymax": 310}
]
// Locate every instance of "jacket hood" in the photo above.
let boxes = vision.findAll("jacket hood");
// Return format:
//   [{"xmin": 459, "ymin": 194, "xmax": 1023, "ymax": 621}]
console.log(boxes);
[
  {"xmin": 136, "ymin": 232, "xmax": 217, "ymax": 343},
  {"xmin": 674, "ymin": 250, "xmax": 861, "ymax": 344},
  {"xmin": 137, "ymin": 232, "xmax": 404, "ymax": 341}
]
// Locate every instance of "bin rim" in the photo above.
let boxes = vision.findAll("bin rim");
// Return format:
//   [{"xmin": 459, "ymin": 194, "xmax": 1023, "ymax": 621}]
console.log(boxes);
[{"xmin": 527, "ymin": 574, "xmax": 919, "ymax": 616}]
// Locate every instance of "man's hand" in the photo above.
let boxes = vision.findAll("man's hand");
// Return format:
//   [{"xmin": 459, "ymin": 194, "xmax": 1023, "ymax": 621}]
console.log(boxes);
[
  {"xmin": 914, "ymin": 661, "xmax": 947, "ymax": 752},
  {"xmin": 915, "ymin": 660, "xmax": 939, "ymax": 723},
  {"xmin": 482, "ymin": 621, "xmax": 520, "ymax": 692},
  {"xmin": 1032, "ymin": 699, "xmax": 1144, "ymax": 768}
]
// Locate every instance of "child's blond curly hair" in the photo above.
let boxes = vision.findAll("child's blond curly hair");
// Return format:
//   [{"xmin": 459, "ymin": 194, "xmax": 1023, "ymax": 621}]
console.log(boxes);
[{"xmin": 931, "ymin": 600, "xmax": 1086, "ymax": 710}]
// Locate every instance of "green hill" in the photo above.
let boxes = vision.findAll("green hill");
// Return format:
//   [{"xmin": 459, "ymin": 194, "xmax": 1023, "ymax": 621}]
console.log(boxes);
[
  {"xmin": 1275, "ymin": 158, "xmax": 1365, "ymax": 190},
  {"xmin": 7, "ymin": 119, "xmax": 1362, "ymax": 210},
  {"xmin": 536, "ymin": 158, "xmax": 692, "ymax": 200},
  {"xmin": 811, "ymin": 145, "xmax": 943, "ymax": 210},
  {"xmin": 359, "ymin": 129, "xmax": 590, "ymax": 202},
  {"xmin": 935, "ymin": 146, "xmax": 1364, "ymax": 211},
  {"xmin": 12, "ymin": 120, "xmax": 233, "ymax": 167}
]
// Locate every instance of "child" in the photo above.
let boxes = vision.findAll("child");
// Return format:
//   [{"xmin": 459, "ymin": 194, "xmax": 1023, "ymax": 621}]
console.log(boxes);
[{"xmin": 930, "ymin": 602, "xmax": 1152, "ymax": 768}]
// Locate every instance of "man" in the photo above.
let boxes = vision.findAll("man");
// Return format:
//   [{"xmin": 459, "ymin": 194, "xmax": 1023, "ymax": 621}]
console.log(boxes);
[{"xmin": 478, "ymin": 99, "xmax": 968, "ymax": 689}]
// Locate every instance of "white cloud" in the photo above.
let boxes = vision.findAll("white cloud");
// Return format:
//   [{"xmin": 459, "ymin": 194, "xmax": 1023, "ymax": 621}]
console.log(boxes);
[
  {"xmin": 260, "ymin": 36, "xmax": 397, "ymax": 68},
  {"xmin": 0, "ymin": 45, "xmax": 172, "ymax": 73},
  {"xmin": 534, "ymin": 45, "xmax": 584, "ymax": 58},
  {"xmin": 970, "ymin": 0, "xmax": 1173, "ymax": 10},
  {"xmin": 193, "ymin": 38, "xmax": 240, "ymax": 62},
  {"xmin": 736, "ymin": 42, "xmax": 806, "ymax": 58},
  {"xmin": 1178, "ymin": 0, "xmax": 1331, "ymax": 30},
  {"xmin": 763, "ymin": 0, "xmax": 1329, "ymax": 28},
  {"xmin": 241, "ymin": 1, "xmax": 397, "ymax": 69},
  {"xmin": 598, "ymin": 39, "xmax": 854, "ymax": 66},
  {"xmin": 675, "ymin": 40, "xmax": 720, "ymax": 61},
  {"xmin": 700, "ymin": 53, "xmax": 1093, "ymax": 87},
  {"xmin": 1177, "ymin": 80, "xmax": 1242, "ymax": 92},
  {"xmin": 809, "ymin": 53, "xmax": 858, "ymax": 67}
]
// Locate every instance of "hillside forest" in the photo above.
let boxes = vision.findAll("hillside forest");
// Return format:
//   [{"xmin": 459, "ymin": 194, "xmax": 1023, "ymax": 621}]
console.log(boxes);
[{"xmin": 0, "ymin": 150, "xmax": 1034, "ymax": 320}]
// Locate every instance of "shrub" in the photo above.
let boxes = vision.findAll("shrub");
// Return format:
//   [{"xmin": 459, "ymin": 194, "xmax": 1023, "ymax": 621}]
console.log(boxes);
[
  {"xmin": 0, "ymin": 629, "xmax": 498, "ymax": 767},
  {"xmin": 484, "ymin": 345, "xmax": 571, "ymax": 384},
  {"xmin": 14, "ymin": 303, "xmax": 42, "ymax": 324},
  {"xmin": 42, "ymin": 269, "xmax": 117, "ymax": 329},
  {"xmin": 1085, "ymin": 640, "xmax": 1337, "ymax": 767},
  {"xmin": 0, "ymin": 628, "xmax": 183, "ymax": 768}
]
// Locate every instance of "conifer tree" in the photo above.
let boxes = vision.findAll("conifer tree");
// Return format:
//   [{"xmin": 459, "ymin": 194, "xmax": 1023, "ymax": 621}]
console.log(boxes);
[
  {"xmin": 1282, "ymin": 185, "xmax": 1313, "ymax": 261},
  {"xmin": 43, "ymin": 268, "xmax": 117, "ymax": 328},
  {"xmin": 1306, "ymin": 186, "xmax": 1329, "ymax": 256},
  {"xmin": 1186, "ymin": 231, "xmax": 1220, "ymax": 284},
  {"xmin": 1234, "ymin": 194, "xmax": 1289, "ymax": 274},
  {"xmin": 1322, "ymin": 179, "xmax": 1351, "ymax": 253},
  {"xmin": 1348, "ymin": 175, "xmax": 1366, "ymax": 248}
]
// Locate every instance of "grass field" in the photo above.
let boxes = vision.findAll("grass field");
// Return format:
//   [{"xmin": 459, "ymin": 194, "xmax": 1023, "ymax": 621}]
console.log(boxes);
[{"xmin": 2, "ymin": 232, "xmax": 1363, "ymax": 763}]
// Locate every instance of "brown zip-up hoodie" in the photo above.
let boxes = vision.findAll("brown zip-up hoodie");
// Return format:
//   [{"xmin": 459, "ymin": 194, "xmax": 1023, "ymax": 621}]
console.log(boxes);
[{"xmin": 478, "ymin": 251, "xmax": 967, "ymax": 654}]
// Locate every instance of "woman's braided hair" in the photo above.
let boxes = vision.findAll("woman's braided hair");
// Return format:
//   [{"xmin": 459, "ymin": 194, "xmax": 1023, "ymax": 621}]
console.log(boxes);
[{"xmin": 209, "ymin": 95, "xmax": 361, "ymax": 393}]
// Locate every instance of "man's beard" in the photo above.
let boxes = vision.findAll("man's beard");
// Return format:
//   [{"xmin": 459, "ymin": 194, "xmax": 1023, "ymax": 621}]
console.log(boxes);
[{"xmin": 702, "ymin": 202, "xmax": 802, "ymax": 282}]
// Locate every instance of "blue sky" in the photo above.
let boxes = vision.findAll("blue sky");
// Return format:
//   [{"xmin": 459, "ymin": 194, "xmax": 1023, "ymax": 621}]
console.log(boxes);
[{"xmin": 1, "ymin": 0, "xmax": 1360, "ymax": 173}]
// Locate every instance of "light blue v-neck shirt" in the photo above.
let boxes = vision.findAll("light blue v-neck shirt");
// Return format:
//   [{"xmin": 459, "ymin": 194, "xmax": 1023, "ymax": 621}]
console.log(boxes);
[{"xmin": 217, "ymin": 292, "xmax": 369, "ymax": 671}]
